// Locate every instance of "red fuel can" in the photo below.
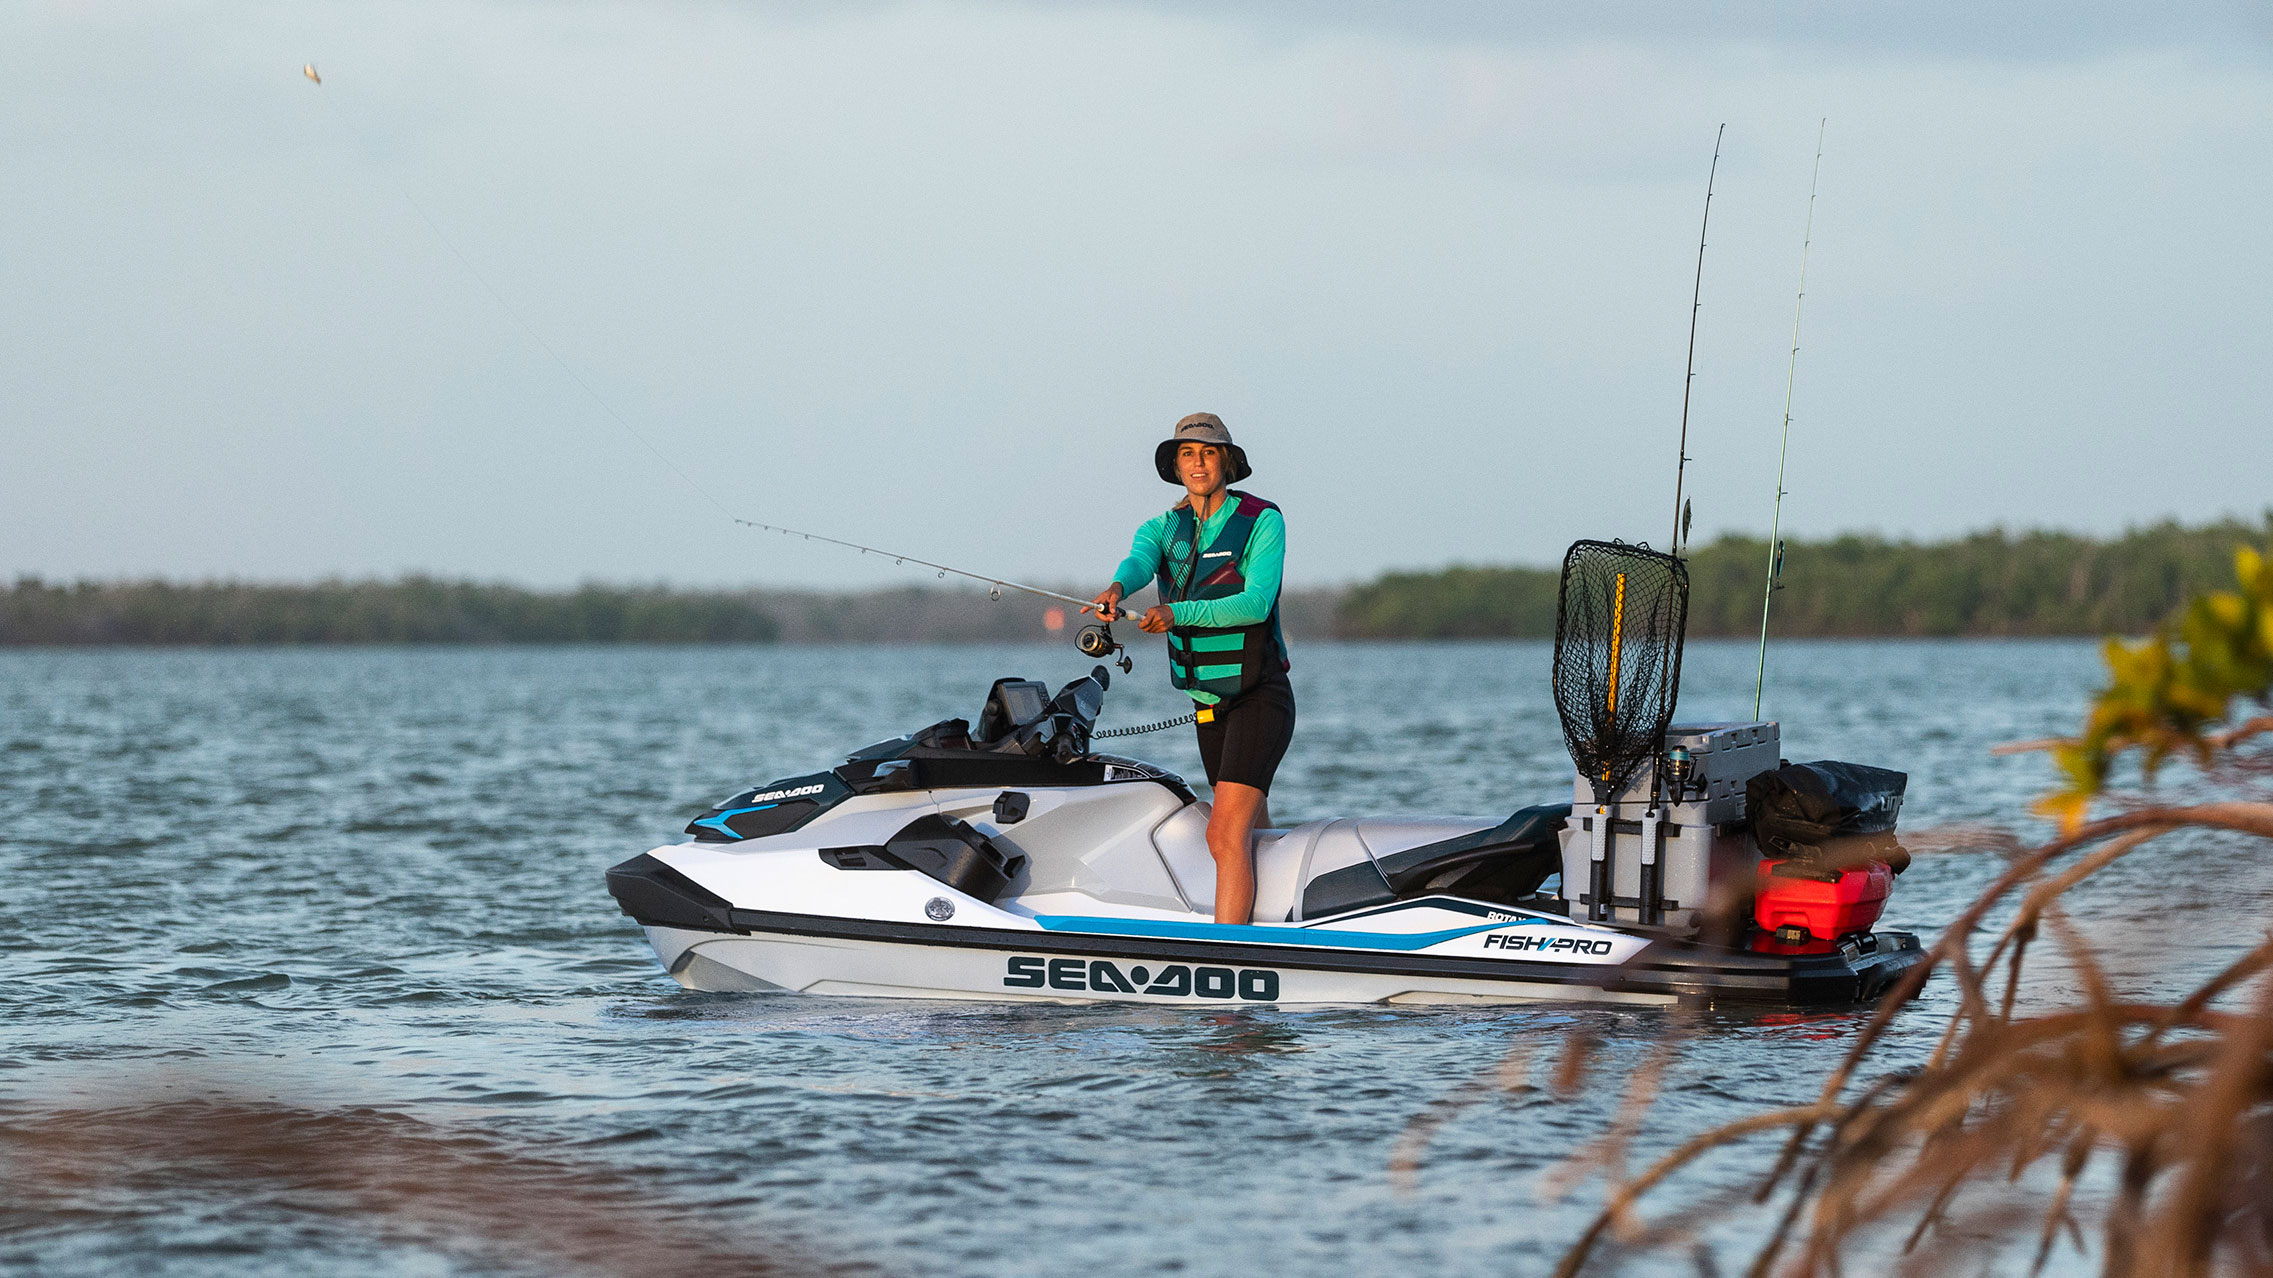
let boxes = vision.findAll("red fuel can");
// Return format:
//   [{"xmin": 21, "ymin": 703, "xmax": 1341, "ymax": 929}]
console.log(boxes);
[{"xmin": 1752, "ymin": 858, "xmax": 1892, "ymax": 946}]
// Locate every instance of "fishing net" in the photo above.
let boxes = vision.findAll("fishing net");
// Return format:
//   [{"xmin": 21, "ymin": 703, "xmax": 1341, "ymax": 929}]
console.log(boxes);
[{"xmin": 1552, "ymin": 540, "xmax": 1690, "ymax": 806}]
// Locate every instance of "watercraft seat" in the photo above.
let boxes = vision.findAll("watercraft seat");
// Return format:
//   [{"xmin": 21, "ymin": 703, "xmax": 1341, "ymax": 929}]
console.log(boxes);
[
  {"xmin": 1279, "ymin": 805, "xmax": 1569, "ymax": 920},
  {"xmin": 1152, "ymin": 811, "xmax": 1562, "ymax": 922},
  {"xmin": 1281, "ymin": 818, "xmax": 1510, "ymax": 919},
  {"xmin": 1371, "ymin": 803, "xmax": 1569, "ymax": 900},
  {"xmin": 1149, "ymin": 807, "xmax": 1315, "ymax": 919}
]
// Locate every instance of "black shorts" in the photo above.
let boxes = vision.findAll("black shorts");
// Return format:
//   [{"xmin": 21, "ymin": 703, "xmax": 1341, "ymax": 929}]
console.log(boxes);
[{"xmin": 1195, "ymin": 672, "xmax": 1296, "ymax": 793}]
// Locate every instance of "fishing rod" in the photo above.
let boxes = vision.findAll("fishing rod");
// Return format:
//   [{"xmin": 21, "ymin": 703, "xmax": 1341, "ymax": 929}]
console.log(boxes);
[
  {"xmin": 1669, "ymin": 124, "xmax": 1724, "ymax": 558},
  {"xmin": 298, "ymin": 65, "xmax": 1095, "ymax": 616},
  {"xmin": 726, "ymin": 519, "xmax": 1091, "ymax": 609},
  {"xmin": 1754, "ymin": 119, "xmax": 1827, "ymax": 719}
]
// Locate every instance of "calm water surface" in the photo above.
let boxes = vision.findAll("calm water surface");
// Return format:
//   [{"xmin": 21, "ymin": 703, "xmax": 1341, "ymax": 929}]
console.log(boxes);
[{"xmin": 4, "ymin": 640, "xmax": 2259, "ymax": 1274}]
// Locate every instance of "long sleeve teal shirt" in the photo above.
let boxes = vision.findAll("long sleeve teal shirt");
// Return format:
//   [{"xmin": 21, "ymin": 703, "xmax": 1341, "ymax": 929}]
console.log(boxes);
[{"xmin": 1110, "ymin": 499, "xmax": 1286, "ymax": 702}]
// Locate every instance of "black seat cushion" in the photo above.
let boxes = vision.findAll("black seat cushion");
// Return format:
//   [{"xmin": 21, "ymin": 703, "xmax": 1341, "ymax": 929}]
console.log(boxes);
[{"xmin": 1373, "ymin": 803, "xmax": 1570, "ymax": 900}]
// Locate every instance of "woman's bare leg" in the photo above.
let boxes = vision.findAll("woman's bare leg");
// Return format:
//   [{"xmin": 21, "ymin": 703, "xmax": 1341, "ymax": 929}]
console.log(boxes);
[{"xmin": 1207, "ymin": 782, "xmax": 1267, "ymax": 925}]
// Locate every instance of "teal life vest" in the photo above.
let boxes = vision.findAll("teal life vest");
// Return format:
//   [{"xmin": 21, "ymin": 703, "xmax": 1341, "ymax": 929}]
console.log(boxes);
[{"xmin": 1155, "ymin": 490, "xmax": 1291, "ymax": 700}]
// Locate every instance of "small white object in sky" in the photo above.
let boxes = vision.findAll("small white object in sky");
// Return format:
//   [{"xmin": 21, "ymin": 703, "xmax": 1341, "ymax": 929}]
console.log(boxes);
[{"xmin": 303, "ymin": 63, "xmax": 320, "ymax": 85}]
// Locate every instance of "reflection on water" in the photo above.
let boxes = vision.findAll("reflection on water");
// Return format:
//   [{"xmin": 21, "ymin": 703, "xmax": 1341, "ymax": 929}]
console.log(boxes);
[
  {"xmin": 7, "ymin": 640, "xmax": 2266, "ymax": 1275},
  {"xmin": 1190, "ymin": 1012, "xmax": 1306, "ymax": 1055},
  {"xmin": 0, "ymin": 1091, "xmax": 820, "ymax": 1276}
]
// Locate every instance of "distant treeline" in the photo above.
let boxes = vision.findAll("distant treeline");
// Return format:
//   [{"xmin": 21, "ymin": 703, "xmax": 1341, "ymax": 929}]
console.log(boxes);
[
  {"xmin": 0, "ymin": 576, "xmax": 1341, "ymax": 646},
  {"xmin": 1334, "ymin": 517, "xmax": 2273, "ymax": 639},
  {"xmin": 7, "ymin": 518, "xmax": 2266, "ymax": 645},
  {"xmin": 0, "ymin": 578, "xmax": 781, "ymax": 645}
]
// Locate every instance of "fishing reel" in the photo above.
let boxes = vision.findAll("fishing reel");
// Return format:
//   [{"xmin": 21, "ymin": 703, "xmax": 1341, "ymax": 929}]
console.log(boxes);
[
  {"xmin": 1075, "ymin": 621, "xmax": 1133, "ymax": 674},
  {"xmin": 1664, "ymin": 744, "xmax": 1698, "ymax": 801}
]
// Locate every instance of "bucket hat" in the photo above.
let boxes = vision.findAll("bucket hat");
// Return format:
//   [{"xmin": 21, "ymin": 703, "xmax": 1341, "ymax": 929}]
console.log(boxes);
[{"xmin": 1153, "ymin": 412, "xmax": 1253, "ymax": 484}]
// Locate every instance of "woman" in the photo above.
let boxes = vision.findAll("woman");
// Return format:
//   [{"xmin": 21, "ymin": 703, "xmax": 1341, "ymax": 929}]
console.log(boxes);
[{"xmin": 1086, "ymin": 413, "xmax": 1295, "ymax": 926}]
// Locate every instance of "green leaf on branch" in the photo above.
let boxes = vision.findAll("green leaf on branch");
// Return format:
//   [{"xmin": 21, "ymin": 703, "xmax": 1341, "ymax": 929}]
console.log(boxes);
[{"xmin": 2040, "ymin": 544, "xmax": 2273, "ymax": 827}]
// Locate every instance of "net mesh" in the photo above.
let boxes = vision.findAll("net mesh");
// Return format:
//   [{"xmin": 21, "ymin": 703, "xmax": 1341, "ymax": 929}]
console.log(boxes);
[{"xmin": 1551, "ymin": 539, "xmax": 1690, "ymax": 806}]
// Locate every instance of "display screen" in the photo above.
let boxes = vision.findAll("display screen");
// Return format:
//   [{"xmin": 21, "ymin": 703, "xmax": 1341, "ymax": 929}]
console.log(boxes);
[{"xmin": 1000, "ymin": 683, "xmax": 1047, "ymax": 725}]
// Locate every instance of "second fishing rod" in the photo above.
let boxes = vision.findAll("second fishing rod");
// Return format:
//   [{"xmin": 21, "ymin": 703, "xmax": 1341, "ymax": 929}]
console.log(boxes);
[{"xmin": 1656, "ymin": 120, "xmax": 1833, "ymax": 721}]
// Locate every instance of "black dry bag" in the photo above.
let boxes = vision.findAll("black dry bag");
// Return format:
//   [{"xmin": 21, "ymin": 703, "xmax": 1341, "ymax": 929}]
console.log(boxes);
[{"xmin": 1746, "ymin": 760, "xmax": 1911, "ymax": 875}]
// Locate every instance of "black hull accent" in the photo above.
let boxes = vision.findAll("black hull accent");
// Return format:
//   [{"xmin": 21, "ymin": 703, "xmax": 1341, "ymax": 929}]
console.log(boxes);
[
  {"xmin": 606, "ymin": 854, "xmax": 737, "ymax": 933},
  {"xmin": 606, "ymin": 855, "xmax": 1928, "ymax": 1008}
]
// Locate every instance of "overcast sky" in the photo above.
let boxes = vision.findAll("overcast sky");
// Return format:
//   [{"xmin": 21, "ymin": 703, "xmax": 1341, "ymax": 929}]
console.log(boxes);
[{"xmin": 4, "ymin": 1, "xmax": 2268, "ymax": 588}]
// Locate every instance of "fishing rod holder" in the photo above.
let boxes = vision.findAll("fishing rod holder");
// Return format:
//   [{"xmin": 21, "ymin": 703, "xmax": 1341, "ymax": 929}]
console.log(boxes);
[{"xmin": 1559, "ymin": 723, "xmax": 1778, "ymax": 934}]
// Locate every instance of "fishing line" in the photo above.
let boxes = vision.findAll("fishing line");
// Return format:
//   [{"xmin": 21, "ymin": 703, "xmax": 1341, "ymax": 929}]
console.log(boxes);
[
  {"xmin": 1669, "ymin": 124, "xmax": 1725, "ymax": 557},
  {"xmin": 298, "ymin": 64, "xmax": 1093, "ymax": 613},
  {"xmin": 724, "ymin": 520, "xmax": 1092, "ymax": 608},
  {"xmin": 1754, "ymin": 119, "xmax": 1827, "ymax": 719}
]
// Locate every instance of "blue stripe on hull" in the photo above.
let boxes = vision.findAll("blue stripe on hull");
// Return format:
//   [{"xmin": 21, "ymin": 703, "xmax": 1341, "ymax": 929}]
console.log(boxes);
[{"xmin": 1031, "ymin": 914, "xmax": 1553, "ymax": 952}]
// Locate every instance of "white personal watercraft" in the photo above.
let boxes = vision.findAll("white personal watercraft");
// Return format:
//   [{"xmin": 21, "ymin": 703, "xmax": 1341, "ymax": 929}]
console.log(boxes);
[{"xmin": 609, "ymin": 543, "xmax": 1929, "ymax": 1009}]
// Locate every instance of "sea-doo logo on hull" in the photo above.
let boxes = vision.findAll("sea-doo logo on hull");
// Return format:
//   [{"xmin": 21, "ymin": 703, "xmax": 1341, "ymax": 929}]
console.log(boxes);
[
  {"xmin": 743, "ymin": 782, "xmax": 827, "ymax": 805},
  {"xmin": 1004, "ymin": 957, "xmax": 1279, "ymax": 1001},
  {"xmin": 1483, "ymin": 933, "xmax": 1617, "ymax": 956}
]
